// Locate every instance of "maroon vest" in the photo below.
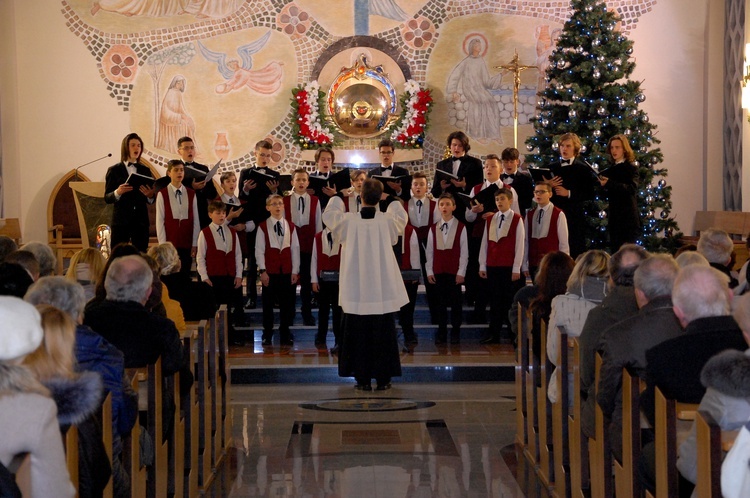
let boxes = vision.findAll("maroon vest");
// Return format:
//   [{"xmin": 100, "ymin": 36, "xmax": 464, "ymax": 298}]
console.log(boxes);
[
  {"xmin": 431, "ymin": 221, "xmax": 465, "ymax": 275},
  {"xmin": 202, "ymin": 226, "xmax": 237, "ymax": 277},
  {"xmin": 526, "ymin": 206, "xmax": 562, "ymax": 267},
  {"xmin": 486, "ymin": 212, "xmax": 521, "ymax": 267},
  {"xmin": 411, "ymin": 197, "xmax": 435, "ymax": 242},
  {"xmin": 161, "ymin": 187, "xmax": 195, "ymax": 249},
  {"xmin": 283, "ymin": 194, "xmax": 319, "ymax": 254},
  {"xmin": 259, "ymin": 220, "xmax": 296, "ymax": 274},
  {"xmin": 314, "ymin": 232, "xmax": 341, "ymax": 275}
]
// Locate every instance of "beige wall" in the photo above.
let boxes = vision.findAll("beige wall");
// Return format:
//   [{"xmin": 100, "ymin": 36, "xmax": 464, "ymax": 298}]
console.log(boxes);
[{"xmin": 0, "ymin": 0, "xmax": 729, "ymax": 243}]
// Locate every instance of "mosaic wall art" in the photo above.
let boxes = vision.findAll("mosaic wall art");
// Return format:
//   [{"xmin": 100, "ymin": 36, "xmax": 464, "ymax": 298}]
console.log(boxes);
[{"xmin": 62, "ymin": 0, "xmax": 658, "ymax": 178}]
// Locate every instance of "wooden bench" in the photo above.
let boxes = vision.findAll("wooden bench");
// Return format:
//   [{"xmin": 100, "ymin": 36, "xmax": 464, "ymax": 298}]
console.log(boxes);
[
  {"xmin": 552, "ymin": 327, "xmax": 571, "ymax": 498},
  {"xmin": 589, "ymin": 353, "xmax": 613, "ymax": 498},
  {"xmin": 0, "ymin": 218, "xmax": 21, "ymax": 244},
  {"xmin": 613, "ymin": 367, "xmax": 643, "ymax": 498},
  {"xmin": 537, "ymin": 320, "xmax": 555, "ymax": 491},
  {"xmin": 695, "ymin": 410, "xmax": 739, "ymax": 498},
  {"xmin": 569, "ymin": 338, "xmax": 588, "ymax": 498},
  {"xmin": 523, "ymin": 305, "xmax": 540, "ymax": 467},
  {"xmin": 683, "ymin": 211, "xmax": 750, "ymax": 270},
  {"xmin": 515, "ymin": 305, "xmax": 529, "ymax": 449}
]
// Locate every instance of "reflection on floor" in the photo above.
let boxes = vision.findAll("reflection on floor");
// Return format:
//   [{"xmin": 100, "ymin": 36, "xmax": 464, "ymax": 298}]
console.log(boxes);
[{"xmin": 219, "ymin": 383, "xmax": 527, "ymax": 497}]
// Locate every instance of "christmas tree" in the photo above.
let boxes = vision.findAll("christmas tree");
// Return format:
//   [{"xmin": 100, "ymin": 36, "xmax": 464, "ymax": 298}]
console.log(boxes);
[{"xmin": 524, "ymin": 0, "xmax": 681, "ymax": 252}]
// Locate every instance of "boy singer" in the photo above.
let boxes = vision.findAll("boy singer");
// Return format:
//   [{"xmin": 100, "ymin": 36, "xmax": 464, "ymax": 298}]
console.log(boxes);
[
  {"xmin": 311, "ymin": 227, "xmax": 342, "ymax": 352},
  {"xmin": 523, "ymin": 181, "xmax": 569, "ymax": 279}
]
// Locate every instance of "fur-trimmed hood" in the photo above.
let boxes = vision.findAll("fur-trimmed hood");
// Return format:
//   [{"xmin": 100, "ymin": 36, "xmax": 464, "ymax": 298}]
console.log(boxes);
[
  {"xmin": 42, "ymin": 371, "xmax": 103, "ymax": 426},
  {"xmin": 0, "ymin": 363, "xmax": 48, "ymax": 396},
  {"xmin": 700, "ymin": 348, "xmax": 750, "ymax": 398}
]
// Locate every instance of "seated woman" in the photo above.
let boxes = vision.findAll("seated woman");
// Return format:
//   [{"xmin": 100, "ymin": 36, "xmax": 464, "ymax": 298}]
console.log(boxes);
[
  {"xmin": 0, "ymin": 297, "xmax": 75, "ymax": 498},
  {"xmin": 25, "ymin": 276, "xmax": 137, "ymax": 498},
  {"xmin": 547, "ymin": 249, "xmax": 610, "ymax": 403},
  {"xmin": 65, "ymin": 248, "xmax": 106, "ymax": 302},
  {"xmin": 147, "ymin": 242, "xmax": 187, "ymax": 332},
  {"xmin": 23, "ymin": 304, "xmax": 110, "ymax": 498}
]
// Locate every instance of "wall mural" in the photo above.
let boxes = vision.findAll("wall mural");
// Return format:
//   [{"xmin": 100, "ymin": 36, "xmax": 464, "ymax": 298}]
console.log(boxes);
[{"xmin": 62, "ymin": 0, "xmax": 658, "ymax": 178}]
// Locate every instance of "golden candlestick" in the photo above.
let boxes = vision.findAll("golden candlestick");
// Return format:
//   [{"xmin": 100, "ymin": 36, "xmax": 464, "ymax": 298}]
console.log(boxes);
[{"xmin": 495, "ymin": 50, "xmax": 537, "ymax": 148}]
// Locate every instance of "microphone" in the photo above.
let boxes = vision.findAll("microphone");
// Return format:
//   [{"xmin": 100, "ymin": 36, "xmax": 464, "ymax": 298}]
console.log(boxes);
[{"xmin": 74, "ymin": 153, "xmax": 113, "ymax": 181}]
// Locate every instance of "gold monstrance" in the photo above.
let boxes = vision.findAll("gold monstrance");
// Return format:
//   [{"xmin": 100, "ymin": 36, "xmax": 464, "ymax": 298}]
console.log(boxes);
[{"xmin": 495, "ymin": 50, "xmax": 537, "ymax": 148}]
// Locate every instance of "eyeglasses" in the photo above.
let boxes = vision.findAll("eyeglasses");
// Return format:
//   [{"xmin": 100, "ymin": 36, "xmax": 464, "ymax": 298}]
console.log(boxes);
[
  {"xmin": 379, "ymin": 150, "xmax": 394, "ymax": 155},
  {"xmin": 533, "ymin": 190, "xmax": 551, "ymax": 194}
]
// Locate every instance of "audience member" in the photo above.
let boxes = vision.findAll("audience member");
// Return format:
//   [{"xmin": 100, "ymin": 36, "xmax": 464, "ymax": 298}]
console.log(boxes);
[
  {"xmin": 147, "ymin": 243, "xmax": 188, "ymax": 332},
  {"xmin": 675, "ymin": 250, "xmax": 709, "ymax": 269},
  {"xmin": 595, "ymin": 254, "xmax": 682, "ymax": 459},
  {"xmin": 0, "ymin": 262, "xmax": 34, "ymax": 297},
  {"xmin": 546, "ymin": 249, "xmax": 609, "ymax": 403},
  {"xmin": 580, "ymin": 243, "xmax": 649, "ymax": 436},
  {"xmin": 676, "ymin": 293, "xmax": 750, "ymax": 495},
  {"xmin": 65, "ymin": 248, "xmax": 106, "ymax": 302},
  {"xmin": 24, "ymin": 304, "xmax": 109, "ymax": 498},
  {"xmin": 21, "ymin": 242, "xmax": 56, "ymax": 277},
  {"xmin": 0, "ymin": 297, "xmax": 75, "ymax": 498},
  {"xmin": 5, "ymin": 250, "xmax": 40, "ymax": 281},
  {"xmin": 25, "ymin": 276, "xmax": 136, "ymax": 498},
  {"xmin": 0, "ymin": 235, "xmax": 17, "ymax": 263},
  {"xmin": 697, "ymin": 228, "xmax": 738, "ymax": 288}
]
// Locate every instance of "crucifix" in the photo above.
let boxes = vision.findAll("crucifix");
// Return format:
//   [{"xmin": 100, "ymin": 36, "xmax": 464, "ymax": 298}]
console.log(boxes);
[{"xmin": 495, "ymin": 50, "xmax": 537, "ymax": 148}]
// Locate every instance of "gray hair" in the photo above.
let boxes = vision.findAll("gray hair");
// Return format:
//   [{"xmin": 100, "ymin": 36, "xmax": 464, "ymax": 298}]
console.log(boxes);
[
  {"xmin": 609, "ymin": 243, "xmax": 650, "ymax": 287},
  {"xmin": 674, "ymin": 251, "xmax": 709, "ymax": 268},
  {"xmin": 673, "ymin": 265, "xmax": 731, "ymax": 323},
  {"xmin": 697, "ymin": 228, "xmax": 733, "ymax": 265},
  {"xmin": 24, "ymin": 276, "xmax": 86, "ymax": 322},
  {"xmin": 634, "ymin": 254, "xmax": 679, "ymax": 300},
  {"xmin": 104, "ymin": 255, "xmax": 153, "ymax": 303},
  {"xmin": 21, "ymin": 242, "xmax": 56, "ymax": 277}
]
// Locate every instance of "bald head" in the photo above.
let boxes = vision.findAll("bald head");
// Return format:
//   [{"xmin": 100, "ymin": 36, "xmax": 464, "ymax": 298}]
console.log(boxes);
[{"xmin": 672, "ymin": 265, "xmax": 731, "ymax": 327}]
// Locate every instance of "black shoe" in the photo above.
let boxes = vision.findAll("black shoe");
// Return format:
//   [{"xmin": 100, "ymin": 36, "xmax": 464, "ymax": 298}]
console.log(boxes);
[
  {"xmin": 261, "ymin": 337, "xmax": 272, "ymax": 346},
  {"xmin": 330, "ymin": 344, "xmax": 339, "ymax": 355},
  {"xmin": 375, "ymin": 383, "xmax": 392, "ymax": 391},
  {"xmin": 404, "ymin": 335, "xmax": 418, "ymax": 345},
  {"xmin": 355, "ymin": 383, "xmax": 372, "ymax": 391},
  {"xmin": 479, "ymin": 335, "xmax": 499, "ymax": 345},
  {"xmin": 450, "ymin": 331, "xmax": 461, "ymax": 344},
  {"xmin": 303, "ymin": 314, "xmax": 316, "ymax": 326},
  {"xmin": 435, "ymin": 336, "xmax": 447, "ymax": 345},
  {"xmin": 281, "ymin": 338, "xmax": 294, "ymax": 346},
  {"xmin": 244, "ymin": 298, "xmax": 257, "ymax": 309},
  {"xmin": 314, "ymin": 341, "xmax": 326, "ymax": 349},
  {"xmin": 310, "ymin": 296, "xmax": 319, "ymax": 308}
]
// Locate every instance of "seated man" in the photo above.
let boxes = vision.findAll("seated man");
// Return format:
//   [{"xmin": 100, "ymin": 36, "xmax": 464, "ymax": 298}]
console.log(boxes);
[
  {"xmin": 595, "ymin": 254, "xmax": 683, "ymax": 460},
  {"xmin": 84, "ymin": 255, "xmax": 191, "ymax": 383},
  {"xmin": 697, "ymin": 228, "xmax": 738, "ymax": 288},
  {"xmin": 676, "ymin": 293, "xmax": 750, "ymax": 495}
]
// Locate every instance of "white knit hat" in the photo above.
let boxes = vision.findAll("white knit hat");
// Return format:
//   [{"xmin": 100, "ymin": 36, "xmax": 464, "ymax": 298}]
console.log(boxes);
[{"xmin": 0, "ymin": 296, "xmax": 43, "ymax": 361}]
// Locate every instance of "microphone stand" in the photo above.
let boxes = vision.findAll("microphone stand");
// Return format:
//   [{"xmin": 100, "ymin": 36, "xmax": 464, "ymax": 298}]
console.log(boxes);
[{"xmin": 74, "ymin": 153, "xmax": 113, "ymax": 181}]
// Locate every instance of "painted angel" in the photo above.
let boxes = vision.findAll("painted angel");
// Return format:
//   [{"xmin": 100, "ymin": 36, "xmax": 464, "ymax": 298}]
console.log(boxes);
[{"xmin": 196, "ymin": 32, "xmax": 284, "ymax": 95}]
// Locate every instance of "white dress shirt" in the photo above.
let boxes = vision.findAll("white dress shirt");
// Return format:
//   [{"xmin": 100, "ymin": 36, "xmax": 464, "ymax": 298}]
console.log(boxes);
[
  {"xmin": 478, "ymin": 209, "xmax": 525, "ymax": 273},
  {"xmin": 156, "ymin": 183, "xmax": 200, "ymax": 245},
  {"xmin": 425, "ymin": 217, "xmax": 469, "ymax": 277},
  {"xmin": 196, "ymin": 222, "xmax": 243, "ymax": 280}
]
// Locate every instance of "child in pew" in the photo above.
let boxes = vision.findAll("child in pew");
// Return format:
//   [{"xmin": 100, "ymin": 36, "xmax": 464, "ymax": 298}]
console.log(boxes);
[
  {"xmin": 255, "ymin": 194, "xmax": 300, "ymax": 347},
  {"xmin": 284, "ymin": 169, "xmax": 322, "ymax": 326},
  {"xmin": 197, "ymin": 201, "xmax": 246, "ymax": 345},
  {"xmin": 155, "ymin": 159, "xmax": 200, "ymax": 280},
  {"xmin": 426, "ymin": 193, "xmax": 468, "ymax": 345},
  {"xmin": 311, "ymin": 226, "xmax": 342, "ymax": 352},
  {"xmin": 478, "ymin": 187, "xmax": 525, "ymax": 344}
]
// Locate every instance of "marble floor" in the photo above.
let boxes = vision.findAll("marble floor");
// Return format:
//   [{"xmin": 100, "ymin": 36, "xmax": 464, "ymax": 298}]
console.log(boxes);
[{"xmin": 221, "ymin": 383, "xmax": 527, "ymax": 497}]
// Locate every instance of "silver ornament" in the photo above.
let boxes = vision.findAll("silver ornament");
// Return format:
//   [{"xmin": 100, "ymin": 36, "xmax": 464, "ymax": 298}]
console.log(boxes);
[
  {"xmin": 660, "ymin": 210, "xmax": 669, "ymax": 219},
  {"xmin": 642, "ymin": 115, "xmax": 649, "ymax": 123},
  {"xmin": 592, "ymin": 38, "xmax": 600, "ymax": 47},
  {"xmin": 647, "ymin": 210, "xmax": 654, "ymax": 219},
  {"xmin": 556, "ymin": 82, "xmax": 564, "ymax": 91},
  {"xmin": 599, "ymin": 210, "xmax": 607, "ymax": 219},
  {"xmin": 568, "ymin": 109, "xmax": 577, "ymax": 118},
  {"xmin": 540, "ymin": 118, "xmax": 549, "ymax": 127},
  {"xmin": 593, "ymin": 69, "xmax": 601, "ymax": 79},
  {"xmin": 651, "ymin": 156, "xmax": 659, "ymax": 164},
  {"xmin": 630, "ymin": 109, "xmax": 638, "ymax": 116},
  {"xmin": 646, "ymin": 195, "xmax": 654, "ymax": 203},
  {"xmin": 526, "ymin": 144, "xmax": 534, "ymax": 152},
  {"xmin": 593, "ymin": 129, "xmax": 602, "ymax": 138},
  {"xmin": 614, "ymin": 58, "xmax": 622, "ymax": 65},
  {"xmin": 576, "ymin": 46, "xmax": 584, "ymax": 54},
  {"xmin": 597, "ymin": 55, "xmax": 605, "ymax": 62},
  {"xmin": 556, "ymin": 60, "xmax": 566, "ymax": 70},
  {"xmin": 580, "ymin": 145, "xmax": 587, "ymax": 153},
  {"xmin": 658, "ymin": 179, "xmax": 666, "ymax": 188},
  {"xmin": 618, "ymin": 99, "xmax": 626, "ymax": 108},
  {"xmin": 636, "ymin": 93, "xmax": 645, "ymax": 103},
  {"xmin": 552, "ymin": 142, "xmax": 559, "ymax": 151},
  {"xmin": 623, "ymin": 129, "xmax": 631, "ymax": 136},
  {"xmin": 633, "ymin": 160, "xmax": 639, "ymax": 167},
  {"xmin": 597, "ymin": 106, "xmax": 607, "ymax": 116}
]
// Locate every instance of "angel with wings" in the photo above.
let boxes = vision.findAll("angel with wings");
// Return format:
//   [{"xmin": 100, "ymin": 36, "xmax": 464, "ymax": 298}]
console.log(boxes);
[{"xmin": 197, "ymin": 31, "xmax": 284, "ymax": 95}]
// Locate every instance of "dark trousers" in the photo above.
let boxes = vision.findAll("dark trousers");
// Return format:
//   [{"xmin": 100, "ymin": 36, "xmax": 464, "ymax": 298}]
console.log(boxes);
[
  {"xmin": 315, "ymin": 280, "xmax": 341, "ymax": 345},
  {"xmin": 487, "ymin": 266, "xmax": 524, "ymax": 337},
  {"xmin": 433, "ymin": 274, "xmax": 463, "ymax": 339},
  {"xmin": 245, "ymin": 229, "xmax": 258, "ymax": 302},
  {"xmin": 208, "ymin": 275, "xmax": 244, "ymax": 326},
  {"xmin": 298, "ymin": 252, "xmax": 313, "ymax": 317},
  {"xmin": 398, "ymin": 280, "xmax": 419, "ymax": 342},
  {"xmin": 465, "ymin": 234, "xmax": 487, "ymax": 315},
  {"xmin": 417, "ymin": 238, "xmax": 438, "ymax": 322},
  {"xmin": 175, "ymin": 247, "xmax": 193, "ymax": 280},
  {"xmin": 110, "ymin": 222, "xmax": 149, "ymax": 253},
  {"xmin": 261, "ymin": 273, "xmax": 295, "ymax": 341}
]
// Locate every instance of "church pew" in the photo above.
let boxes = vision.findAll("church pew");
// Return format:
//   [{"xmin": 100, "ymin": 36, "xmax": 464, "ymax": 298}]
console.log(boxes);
[
  {"xmin": 694, "ymin": 410, "xmax": 738, "ymax": 498},
  {"xmin": 515, "ymin": 304, "xmax": 529, "ymax": 449},
  {"xmin": 613, "ymin": 367, "xmax": 642, "ymax": 498},
  {"xmin": 143, "ymin": 358, "xmax": 169, "ymax": 498},
  {"xmin": 209, "ymin": 308, "xmax": 225, "ymax": 469},
  {"xmin": 182, "ymin": 323, "xmax": 202, "ymax": 497},
  {"xmin": 523, "ymin": 305, "xmax": 540, "ymax": 466},
  {"xmin": 653, "ymin": 386, "xmax": 700, "ymax": 498},
  {"xmin": 63, "ymin": 425, "xmax": 79, "ymax": 493},
  {"xmin": 125, "ymin": 371, "xmax": 147, "ymax": 498},
  {"xmin": 568, "ymin": 338, "xmax": 588, "ymax": 498},
  {"xmin": 195, "ymin": 318, "xmax": 215, "ymax": 490},
  {"xmin": 537, "ymin": 320, "xmax": 555, "ymax": 490},
  {"xmin": 588, "ymin": 353, "xmax": 612, "ymax": 498},
  {"xmin": 216, "ymin": 306, "xmax": 233, "ymax": 454},
  {"xmin": 552, "ymin": 327, "xmax": 571, "ymax": 498},
  {"xmin": 168, "ymin": 370, "xmax": 185, "ymax": 498},
  {"xmin": 101, "ymin": 392, "xmax": 114, "ymax": 498}
]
